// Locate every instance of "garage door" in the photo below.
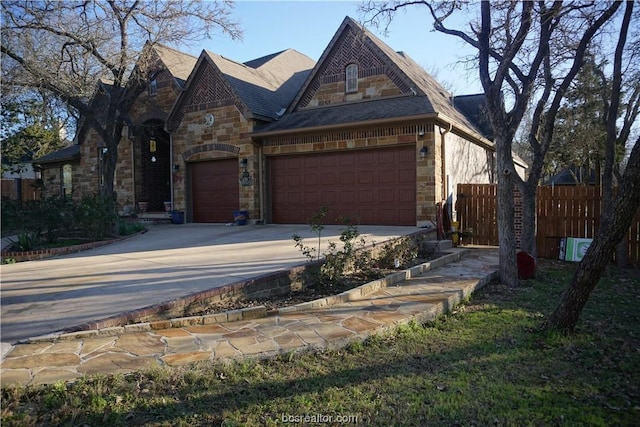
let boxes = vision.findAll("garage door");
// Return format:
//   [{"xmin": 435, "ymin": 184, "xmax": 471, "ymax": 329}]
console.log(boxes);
[
  {"xmin": 191, "ymin": 159, "xmax": 239, "ymax": 223},
  {"xmin": 270, "ymin": 146, "xmax": 416, "ymax": 225}
]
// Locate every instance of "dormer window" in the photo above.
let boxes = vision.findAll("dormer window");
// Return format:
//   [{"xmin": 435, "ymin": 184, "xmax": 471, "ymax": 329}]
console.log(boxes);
[
  {"xmin": 345, "ymin": 64, "xmax": 358, "ymax": 93},
  {"xmin": 148, "ymin": 78, "xmax": 157, "ymax": 96}
]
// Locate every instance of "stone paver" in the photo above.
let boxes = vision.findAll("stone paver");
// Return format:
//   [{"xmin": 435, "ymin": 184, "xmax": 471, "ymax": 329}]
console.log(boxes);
[{"xmin": 0, "ymin": 248, "xmax": 498, "ymax": 387}]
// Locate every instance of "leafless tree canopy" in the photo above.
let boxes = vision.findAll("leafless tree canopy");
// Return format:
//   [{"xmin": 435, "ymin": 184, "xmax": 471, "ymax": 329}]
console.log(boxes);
[
  {"xmin": 1, "ymin": 0, "xmax": 241, "ymax": 113},
  {"xmin": 1, "ymin": 0, "xmax": 241, "ymax": 198},
  {"xmin": 361, "ymin": 1, "xmax": 629, "ymax": 288}
]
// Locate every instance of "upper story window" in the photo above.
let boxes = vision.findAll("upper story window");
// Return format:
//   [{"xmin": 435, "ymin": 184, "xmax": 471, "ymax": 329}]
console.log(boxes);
[
  {"xmin": 148, "ymin": 78, "xmax": 157, "ymax": 96},
  {"xmin": 345, "ymin": 64, "xmax": 358, "ymax": 93}
]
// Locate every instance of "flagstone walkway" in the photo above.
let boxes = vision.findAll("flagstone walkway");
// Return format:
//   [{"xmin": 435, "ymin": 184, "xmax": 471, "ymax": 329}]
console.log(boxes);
[{"xmin": 0, "ymin": 248, "xmax": 498, "ymax": 387}]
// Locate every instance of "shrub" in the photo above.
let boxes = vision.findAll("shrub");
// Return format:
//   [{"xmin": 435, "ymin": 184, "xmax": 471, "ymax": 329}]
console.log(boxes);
[
  {"xmin": 376, "ymin": 236, "xmax": 419, "ymax": 269},
  {"xmin": 8, "ymin": 230, "xmax": 45, "ymax": 251},
  {"xmin": 118, "ymin": 220, "xmax": 146, "ymax": 236},
  {"xmin": 74, "ymin": 194, "xmax": 118, "ymax": 241},
  {"xmin": 1, "ymin": 197, "xmax": 75, "ymax": 243}
]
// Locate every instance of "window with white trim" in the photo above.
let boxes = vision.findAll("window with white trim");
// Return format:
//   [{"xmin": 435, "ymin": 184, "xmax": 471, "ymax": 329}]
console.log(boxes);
[{"xmin": 345, "ymin": 64, "xmax": 358, "ymax": 93}]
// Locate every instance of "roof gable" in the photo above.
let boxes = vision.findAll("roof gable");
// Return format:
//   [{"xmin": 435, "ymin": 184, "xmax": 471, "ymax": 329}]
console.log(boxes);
[
  {"xmin": 280, "ymin": 17, "xmax": 490, "ymax": 140},
  {"xmin": 290, "ymin": 17, "xmax": 418, "ymax": 111},
  {"xmin": 168, "ymin": 49, "xmax": 313, "ymax": 130}
]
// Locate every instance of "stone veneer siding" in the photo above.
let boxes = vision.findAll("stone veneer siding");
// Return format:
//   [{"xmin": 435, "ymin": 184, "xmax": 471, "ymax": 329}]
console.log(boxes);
[
  {"xmin": 306, "ymin": 74, "xmax": 402, "ymax": 107},
  {"xmin": 171, "ymin": 105, "xmax": 259, "ymax": 219},
  {"xmin": 42, "ymin": 65, "xmax": 182, "ymax": 212}
]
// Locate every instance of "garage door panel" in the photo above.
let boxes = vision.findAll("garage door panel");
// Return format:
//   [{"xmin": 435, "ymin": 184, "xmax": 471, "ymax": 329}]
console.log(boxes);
[
  {"xmin": 339, "ymin": 155, "xmax": 357, "ymax": 167},
  {"xmin": 304, "ymin": 174, "xmax": 319, "ymax": 186},
  {"xmin": 191, "ymin": 159, "xmax": 239, "ymax": 223},
  {"xmin": 321, "ymin": 191, "xmax": 336, "ymax": 204},
  {"xmin": 304, "ymin": 157, "xmax": 320, "ymax": 168},
  {"xmin": 304, "ymin": 192, "xmax": 321, "ymax": 205},
  {"xmin": 379, "ymin": 170, "xmax": 396, "ymax": 183},
  {"xmin": 398, "ymin": 169, "xmax": 415, "ymax": 183},
  {"xmin": 341, "ymin": 171, "xmax": 355, "ymax": 185},
  {"xmin": 270, "ymin": 146, "xmax": 416, "ymax": 225},
  {"xmin": 321, "ymin": 172, "xmax": 336, "ymax": 185},
  {"xmin": 398, "ymin": 148, "xmax": 415, "ymax": 162},
  {"xmin": 399, "ymin": 188, "xmax": 415, "ymax": 202},
  {"xmin": 378, "ymin": 189, "xmax": 396, "ymax": 203},
  {"xmin": 398, "ymin": 209, "xmax": 415, "ymax": 223},
  {"xmin": 357, "ymin": 190, "xmax": 374, "ymax": 203},
  {"xmin": 358, "ymin": 171, "xmax": 374, "ymax": 184}
]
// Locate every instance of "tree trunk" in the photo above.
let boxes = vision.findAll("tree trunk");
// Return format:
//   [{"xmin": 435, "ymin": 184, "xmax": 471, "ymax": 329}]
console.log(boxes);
[
  {"xmin": 616, "ymin": 235, "xmax": 629, "ymax": 268},
  {"xmin": 101, "ymin": 145, "xmax": 118, "ymax": 199},
  {"xmin": 546, "ymin": 138, "xmax": 640, "ymax": 333},
  {"xmin": 495, "ymin": 137, "xmax": 518, "ymax": 287},
  {"xmin": 519, "ymin": 181, "xmax": 538, "ymax": 258}
]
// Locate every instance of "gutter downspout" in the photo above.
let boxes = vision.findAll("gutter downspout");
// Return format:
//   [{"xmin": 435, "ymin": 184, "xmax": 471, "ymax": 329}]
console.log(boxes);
[
  {"xmin": 258, "ymin": 143, "xmax": 264, "ymax": 224},
  {"xmin": 169, "ymin": 132, "xmax": 175, "ymax": 217},
  {"xmin": 439, "ymin": 122, "xmax": 452, "ymax": 218}
]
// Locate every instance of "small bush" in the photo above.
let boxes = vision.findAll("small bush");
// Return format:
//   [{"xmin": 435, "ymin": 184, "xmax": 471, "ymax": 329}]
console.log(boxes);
[
  {"xmin": 118, "ymin": 221, "xmax": 145, "ymax": 236},
  {"xmin": 8, "ymin": 231, "xmax": 45, "ymax": 252},
  {"xmin": 74, "ymin": 194, "xmax": 118, "ymax": 241},
  {"xmin": 376, "ymin": 236, "xmax": 419, "ymax": 269}
]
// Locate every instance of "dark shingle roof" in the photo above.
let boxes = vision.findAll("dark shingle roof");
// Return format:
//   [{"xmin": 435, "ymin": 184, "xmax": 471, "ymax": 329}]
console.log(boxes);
[
  {"xmin": 256, "ymin": 96, "xmax": 439, "ymax": 132},
  {"xmin": 204, "ymin": 49, "xmax": 314, "ymax": 121},
  {"xmin": 154, "ymin": 44, "xmax": 199, "ymax": 87},
  {"xmin": 544, "ymin": 167, "xmax": 596, "ymax": 185},
  {"xmin": 453, "ymin": 94, "xmax": 493, "ymax": 140},
  {"xmin": 33, "ymin": 145, "xmax": 80, "ymax": 164}
]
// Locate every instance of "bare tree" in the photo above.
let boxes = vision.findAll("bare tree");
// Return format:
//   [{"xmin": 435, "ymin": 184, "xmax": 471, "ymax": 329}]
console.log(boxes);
[
  {"xmin": 1, "ymin": 0, "xmax": 241, "ymax": 200},
  {"xmin": 546, "ymin": 1, "xmax": 640, "ymax": 333},
  {"xmin": 362, "ymin": 1, "xmax": 621, "ymax": 285}
]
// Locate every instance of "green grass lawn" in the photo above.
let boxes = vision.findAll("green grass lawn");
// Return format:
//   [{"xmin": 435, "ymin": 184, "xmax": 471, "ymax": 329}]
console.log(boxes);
[{"xmin": 2, "ymin": 259, "xmax": 639, "ymax": 426}]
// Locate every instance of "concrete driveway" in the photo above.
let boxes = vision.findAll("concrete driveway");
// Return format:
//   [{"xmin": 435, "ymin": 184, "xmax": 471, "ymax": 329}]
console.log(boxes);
[{"xmin": 1, "ymin": 223, "xmax": 423, "ymax": 344}]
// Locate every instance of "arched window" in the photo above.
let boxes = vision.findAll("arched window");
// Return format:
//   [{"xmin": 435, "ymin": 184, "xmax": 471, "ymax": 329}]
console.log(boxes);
[
  {"xmin": 62, "ymin": 164, "xmax": 72, "ymax": 198},
  {"xmin": 148, "ymin": 78, "xmax": 157, "ymax": 96},
  {"xmin": 345, "ymin": 64, "xmax": 358, "ymax": 93}
]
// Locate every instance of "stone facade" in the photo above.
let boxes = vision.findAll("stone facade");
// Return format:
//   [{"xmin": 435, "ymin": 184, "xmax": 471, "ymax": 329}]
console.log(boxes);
[
  {"xmin": 39, "ymin": 46, "xmax": 188, "ymax": 214},
  {"xmin": 171, "ymin": 104, "xmax": 256, "ymax": 215},
  {"xmin": 306, "ymin": 74, "xmax": 402, "ymax": 107}
]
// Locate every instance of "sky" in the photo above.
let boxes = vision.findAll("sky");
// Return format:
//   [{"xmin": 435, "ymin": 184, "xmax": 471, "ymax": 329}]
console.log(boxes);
[{"xmin": 187, "ymin": 0, "xmax": 483, "ymax": 95}]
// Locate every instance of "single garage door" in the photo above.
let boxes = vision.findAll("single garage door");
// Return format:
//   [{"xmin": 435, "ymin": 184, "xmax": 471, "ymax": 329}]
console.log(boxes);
[
  {"xmin": 191, "ymin": 159, "xmax": 239, "ymax": 223},
  {"xmin": 270, "ymin": 146, "xmax": 416, "ymax": 225}
]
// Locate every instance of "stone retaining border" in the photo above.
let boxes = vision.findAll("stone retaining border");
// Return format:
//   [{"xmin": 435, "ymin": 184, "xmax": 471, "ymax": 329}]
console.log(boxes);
[
  {"xmin": 24, "ymin": 249, "xmax": 466, "ymax": 343},
  {"xmin": 1, "ymin": 230, "xmax": 147, "ymax": 263}
]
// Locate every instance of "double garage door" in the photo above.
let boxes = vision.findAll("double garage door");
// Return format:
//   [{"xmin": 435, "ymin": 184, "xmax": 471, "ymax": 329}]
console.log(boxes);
[{"xmin": 270, "ymin": 146, "xmax": 416, "ymax": 226}]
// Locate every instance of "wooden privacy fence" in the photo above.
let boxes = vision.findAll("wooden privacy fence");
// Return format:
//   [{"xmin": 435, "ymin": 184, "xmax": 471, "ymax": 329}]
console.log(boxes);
[
  {"xmin": 1, "ymin": 178, "xmax": 41, "ymax": 202},
  {"xmin": 456, "ymin": 183, "xmax": 640, "ymax": 266}
]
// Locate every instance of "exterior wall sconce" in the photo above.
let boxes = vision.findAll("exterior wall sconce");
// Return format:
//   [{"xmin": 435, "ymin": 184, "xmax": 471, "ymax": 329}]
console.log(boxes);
[
  {"xmin": 173, "ymin": 164, "xmax": 180, "ymax": 172},
  {"xmin": 418, "ymin": 129, "xmax": 425, "ymax": 137},
  {"xmin": 419, "ymin": 146, "xmax": 428, "ymax": 159},
  {"xmin": 239, "ymin": 158, "xmax": 252, "ymax": 187}
]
